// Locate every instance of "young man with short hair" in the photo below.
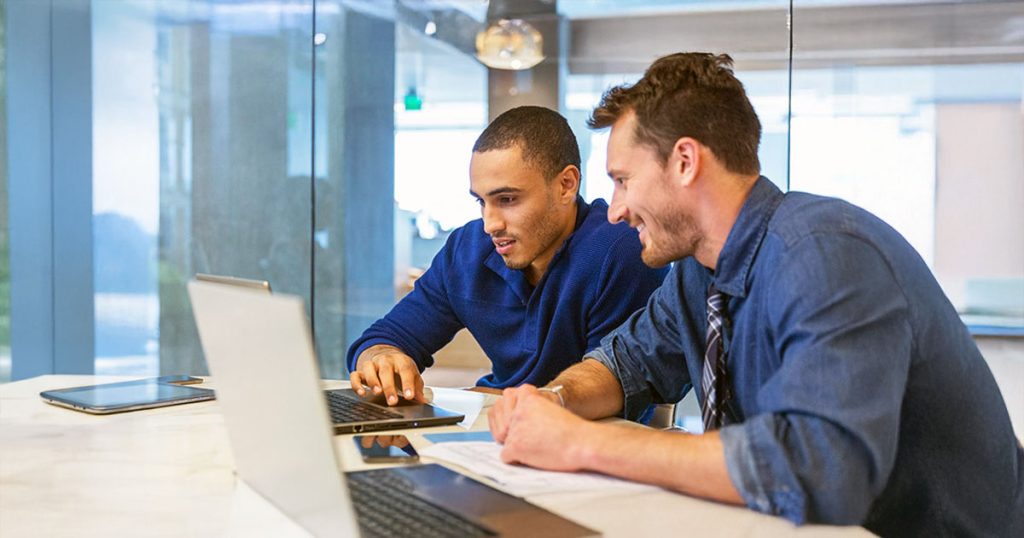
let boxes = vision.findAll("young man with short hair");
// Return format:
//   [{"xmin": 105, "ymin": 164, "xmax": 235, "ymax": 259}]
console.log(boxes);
[{"xmin": 348, "ymin": 106, "xmax": 667, "ymax": 406}]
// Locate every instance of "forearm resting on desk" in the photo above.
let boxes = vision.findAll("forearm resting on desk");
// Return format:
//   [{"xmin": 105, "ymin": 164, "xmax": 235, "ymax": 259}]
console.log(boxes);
[
  {"xmin": 547, "ymin": 358, "xmax": 625, "ymax": 420},
  {"xmin": 579, "ymin": 425, "xmax": 743, "ymax": 505},
  {"xmin": 494, "ymin": 388, "xmax": 744, "ymax": 506},
  {"xmin": 490, "ymin": 359, "xmax": 743, "ymax": 506}
]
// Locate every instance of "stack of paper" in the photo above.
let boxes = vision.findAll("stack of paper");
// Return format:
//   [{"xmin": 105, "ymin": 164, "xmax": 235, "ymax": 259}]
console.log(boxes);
[{"xmin": 419, "ymin": 441, "xmax": 662, "ymax": 497}]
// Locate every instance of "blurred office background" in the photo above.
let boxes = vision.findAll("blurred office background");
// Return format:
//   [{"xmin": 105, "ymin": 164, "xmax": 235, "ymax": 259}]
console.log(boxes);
[{"xmin": 2, "ymin": 0, "xmax": 1022, "ymax": 432}]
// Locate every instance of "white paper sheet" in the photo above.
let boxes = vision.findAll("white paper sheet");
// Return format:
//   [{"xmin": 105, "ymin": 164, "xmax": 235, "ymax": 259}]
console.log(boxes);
[
  {"xmin": 425, "ymin": 387, "xmax": 489, "ymax": 429},
  {"xmin": 419, "ymin": 441, "xmax": 662, "ymax": 497}
]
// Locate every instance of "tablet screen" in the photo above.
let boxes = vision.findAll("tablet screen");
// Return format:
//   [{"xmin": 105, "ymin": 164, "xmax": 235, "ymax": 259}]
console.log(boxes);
[{"xmin": 42, "ymin": 379, "xmax": 213, "ymax": 411}]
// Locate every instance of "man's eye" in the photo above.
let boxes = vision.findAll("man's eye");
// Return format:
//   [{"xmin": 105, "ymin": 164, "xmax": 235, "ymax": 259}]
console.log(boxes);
[
  {"xmin": 499, "ymin": 196, "xmax": 515, "ymax": 204},
  {"xmin": 475, "ymin": 198, "xmax": 484, "ymax": 207}
]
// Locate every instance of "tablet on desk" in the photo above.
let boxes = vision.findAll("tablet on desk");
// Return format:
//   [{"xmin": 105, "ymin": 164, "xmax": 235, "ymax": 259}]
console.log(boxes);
[{"xmin": 40, "ymin": 375, "xmax": 215, "ymax": 414}]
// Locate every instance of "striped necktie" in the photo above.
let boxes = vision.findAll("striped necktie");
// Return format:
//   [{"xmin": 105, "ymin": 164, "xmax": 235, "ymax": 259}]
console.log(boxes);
[{"xmin": 701, "ymin": 283, "xmax": 731, "ymax": 432}]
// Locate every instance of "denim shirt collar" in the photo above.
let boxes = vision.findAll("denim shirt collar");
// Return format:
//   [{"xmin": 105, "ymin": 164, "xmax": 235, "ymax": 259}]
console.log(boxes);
[
  {"xmin": 711, "ymin": 177, "xmax": 784, "ymax": 298},
  {"xmin": 484, "ymin": 195, "xmax": 590, "ymax": 303}
]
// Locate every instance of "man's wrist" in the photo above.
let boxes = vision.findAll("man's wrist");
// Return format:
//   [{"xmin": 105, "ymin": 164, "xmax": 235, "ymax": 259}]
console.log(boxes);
[
  {"xmin": 569, "ymin": 420, "xmax": 601, "ymax": 471},
  {"xmin": 360, "ymin": 344, "xmax": 402, "ymax": 362}
]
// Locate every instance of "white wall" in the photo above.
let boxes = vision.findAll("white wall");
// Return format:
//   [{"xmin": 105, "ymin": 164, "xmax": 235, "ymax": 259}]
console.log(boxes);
[
  {"xmin": 934, "ymin": 103, "xmax": 1024, "ymax": 309},
  {"xmin": 976, "ymin": 337, "xmax": 1024, "ymax": 441}
]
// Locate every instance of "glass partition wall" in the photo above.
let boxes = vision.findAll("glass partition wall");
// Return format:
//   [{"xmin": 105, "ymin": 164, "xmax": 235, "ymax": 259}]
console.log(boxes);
[
  {"xmin": 0, "ymin": 0, "xmax": 8, "ymax": 382},
  {"xmin": 789, "ymin": 0, "xmax": 1024, "ymax": 332},
  {"xmin": 4, "ymin": 0, "xmax": 1021, "ymax": 383},
  {"xmin": 563, "ymin": 0, "xmax": 793, "ymax": 202},
  {"xmin": 91, "ymin": 1, "xmax": 318, "ymax": 377}
]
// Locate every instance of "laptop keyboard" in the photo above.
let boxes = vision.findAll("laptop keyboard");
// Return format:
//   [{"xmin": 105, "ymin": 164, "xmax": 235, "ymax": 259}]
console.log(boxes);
[
  {"xmin": 347, "ymin": 469, "xmax": 495, "ymax": 537},
  {"xmin": 324, "ymin": 391, "xmax": 404, "ymax": 423}
]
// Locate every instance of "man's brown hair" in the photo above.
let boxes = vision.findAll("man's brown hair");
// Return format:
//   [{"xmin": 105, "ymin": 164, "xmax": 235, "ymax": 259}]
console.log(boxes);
[{"xmin": 588, "ymin": 52, "xmax": 761, "ymax": 176}]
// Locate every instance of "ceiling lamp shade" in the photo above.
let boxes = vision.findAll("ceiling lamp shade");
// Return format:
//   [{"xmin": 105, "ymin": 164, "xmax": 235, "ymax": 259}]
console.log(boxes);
[{"xmin": 475, "ymin": 18, "xmax": 545, "ymax": 70}]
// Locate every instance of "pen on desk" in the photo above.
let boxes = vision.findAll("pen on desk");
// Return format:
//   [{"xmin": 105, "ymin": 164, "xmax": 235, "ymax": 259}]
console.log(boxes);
[{"xmin": 538, "ymin": 384, "xmax": 565, "ymax": 407}]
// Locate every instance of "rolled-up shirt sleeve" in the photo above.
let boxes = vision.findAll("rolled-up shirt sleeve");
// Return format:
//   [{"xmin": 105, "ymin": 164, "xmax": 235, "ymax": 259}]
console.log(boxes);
[{"xmin": 720, "ymin": 234, "xmax": 912, "ymax": 525}]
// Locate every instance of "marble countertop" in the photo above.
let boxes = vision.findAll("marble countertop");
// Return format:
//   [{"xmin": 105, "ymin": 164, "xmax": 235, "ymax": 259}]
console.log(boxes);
[{"xmin": 1, "ymin": 375, "xmax": 872, "ymax": 537}]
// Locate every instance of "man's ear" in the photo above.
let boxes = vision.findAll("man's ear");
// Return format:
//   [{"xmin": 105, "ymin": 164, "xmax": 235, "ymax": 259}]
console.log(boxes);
[
  {"xmin": 557, "ymin": 165, "xmax": 581, "ymax": 203},
  {"xmin": 671, "ymin": 137, "xmax": 701, "ymax": 187}
]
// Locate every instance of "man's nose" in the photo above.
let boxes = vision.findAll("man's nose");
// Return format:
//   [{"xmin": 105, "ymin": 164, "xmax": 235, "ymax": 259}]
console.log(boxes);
[
  {"xmin": 482, "ymin": 206, "xmax": 505, "ymax": 235},
  {"xmin": 607, "ymin": 190, "xmax": 628, "ymax": 225}
]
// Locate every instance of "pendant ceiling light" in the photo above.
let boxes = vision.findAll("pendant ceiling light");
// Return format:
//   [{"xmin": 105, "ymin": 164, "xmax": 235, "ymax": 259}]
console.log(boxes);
[{"xmin": 475, "ymin": 18, "xmax": 545, "ymax": 70}]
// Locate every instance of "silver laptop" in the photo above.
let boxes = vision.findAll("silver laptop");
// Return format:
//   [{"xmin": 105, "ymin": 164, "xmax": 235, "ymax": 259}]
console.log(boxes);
[
  {"xmin": 190, "ymin": 275, "xmax": 464, "ymax": 433},
  {"xmin": 187, "ymin": 279, "xmax": 595, "ymax": 537}
]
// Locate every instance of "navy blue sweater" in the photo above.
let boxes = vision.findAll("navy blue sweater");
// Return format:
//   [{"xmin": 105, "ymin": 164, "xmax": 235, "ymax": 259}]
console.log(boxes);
[{"xmin": 346, "ymin": 198, "xmax": 668, "ymax": 388}]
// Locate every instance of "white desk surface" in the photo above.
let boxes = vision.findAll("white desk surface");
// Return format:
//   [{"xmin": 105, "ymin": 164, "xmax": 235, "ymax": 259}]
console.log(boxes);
[{"xmin": 0, "ymin": 375, "xmax": 872, "ymax": 537}]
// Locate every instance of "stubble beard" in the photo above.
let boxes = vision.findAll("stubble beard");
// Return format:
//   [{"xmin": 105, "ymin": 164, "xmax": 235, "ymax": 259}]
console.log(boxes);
[
  {"xmin": 641, "ymin": 209, "xmax": 700, "ymax": 268},
  {"xmin": 504, "ymin": 195, "xmax": 562, "ymax": 271}
]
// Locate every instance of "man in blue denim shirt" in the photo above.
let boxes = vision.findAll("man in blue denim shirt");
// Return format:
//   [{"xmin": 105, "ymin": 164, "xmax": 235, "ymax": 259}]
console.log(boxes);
[{"xmin": 489, "ymin": 53, "xmax": 1023, "ymax": 536}]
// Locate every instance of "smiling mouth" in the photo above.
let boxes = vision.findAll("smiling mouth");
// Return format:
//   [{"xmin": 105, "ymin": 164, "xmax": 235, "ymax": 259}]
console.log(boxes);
[
  {"xmin": 635, "ymin": 222, "xmax": 648, "ymax": 246},
  {"xmin": 494, "ymin": 239, "xmax": 516, "ymax": 255}
]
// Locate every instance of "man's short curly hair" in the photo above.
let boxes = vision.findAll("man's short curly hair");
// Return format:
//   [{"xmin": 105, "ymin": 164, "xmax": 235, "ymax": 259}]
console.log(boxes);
[
  {"xmin": 473, "ymin": 106, "xmax": 581, "ymax": 180},
  {"xmin": 588, "ymin": 52, "xmax": 761, "ymax": 176}
]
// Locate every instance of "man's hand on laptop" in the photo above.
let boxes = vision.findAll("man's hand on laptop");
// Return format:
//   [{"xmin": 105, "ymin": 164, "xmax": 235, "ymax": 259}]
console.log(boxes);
[{"xmin": 351, "ymin": 345, "xmax": 427, "ymax": 406}]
